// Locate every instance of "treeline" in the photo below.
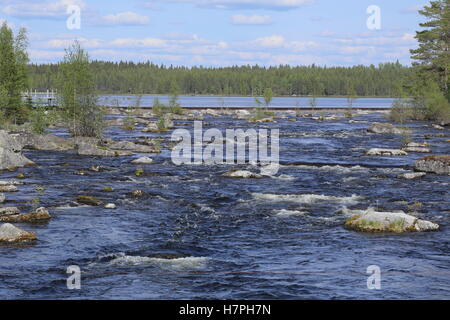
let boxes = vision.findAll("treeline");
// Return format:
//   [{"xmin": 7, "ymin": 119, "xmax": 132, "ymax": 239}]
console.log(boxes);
[{"xmin": 28, "ymin": 61, "xmax": 411, "ymax": 97}]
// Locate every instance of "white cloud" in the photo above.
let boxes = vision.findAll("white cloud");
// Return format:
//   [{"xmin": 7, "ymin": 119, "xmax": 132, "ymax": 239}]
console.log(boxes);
[
  {"xmin": 231, "ymin": 14, "xmax": 272, "ymax": 25},
  {"xmin": 109, "ymin": 38, "xmax": 168, "ymax": 48},
  {"xmin": 252, "ymin": 35, "xmax": 285, "ymax": 47},
  {"xmin": 99, "ymin": 11, "xmax": 150, "ymax": 26}
]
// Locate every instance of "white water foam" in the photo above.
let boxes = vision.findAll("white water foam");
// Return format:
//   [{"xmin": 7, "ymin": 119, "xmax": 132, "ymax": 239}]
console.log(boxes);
[
  {"xmin": 273, "ymin": 209, "xmax": 307, "ymax": 217},
  {"xmin": 252, "ymin": 193, "xmax": 363, "ymax": 204},
  {"xmin": 109, "ymin": 253, "xmax": 209, "ymax": 270}
]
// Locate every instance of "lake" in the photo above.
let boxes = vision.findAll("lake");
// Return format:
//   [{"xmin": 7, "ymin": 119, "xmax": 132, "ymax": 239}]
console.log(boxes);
[{"xmin": 99, "ymin": 95, "xmax": 394, "ymax": 109}]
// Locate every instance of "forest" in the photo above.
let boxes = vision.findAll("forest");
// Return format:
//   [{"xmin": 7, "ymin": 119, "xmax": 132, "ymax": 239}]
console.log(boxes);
[{"xmin": 27, "ymin": 61, "xmax": 411, "ymax": 97}]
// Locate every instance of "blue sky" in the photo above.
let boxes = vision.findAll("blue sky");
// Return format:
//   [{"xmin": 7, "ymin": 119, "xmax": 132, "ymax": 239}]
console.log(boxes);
[{"xmin": 0, "ymin": 0, "xmax": 427, "ymax": 66}]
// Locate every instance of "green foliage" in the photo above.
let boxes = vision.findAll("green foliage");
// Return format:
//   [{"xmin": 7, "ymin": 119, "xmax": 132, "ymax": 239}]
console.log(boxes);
[
  {"xmin": 135, "ymin": 167, "xmax": 144, "ymax": 177},
  {"xmin": 389, "ymin": 99, "xmax": 413, "ymax": 123},
  {"xmin": 30, "ymin": 108, "xmax": 49, "ymax": 134},
  {"xmin": 263, "ymin": 88, "xmax": 273, "ymax": 108},
  {"xmin": 152, "ymin": 97, "xmax": 169, "ymax": 116},
  {"xmin": 123, "ymin": 95, "xmax": 141, "ymax": 130},
  {"xmin": 57, "ymin": 41, "xmax": 104, "ymax": 137},
  {"xmin": 308, "ymin": 96, "xmax": 317, "ymax": 110},
  {"xmin": 410, "ymin": 0, "xmax": 450, "ymax": 98},
  {"xmin": 0, "ymin": 22, "xmax": 30, "ymax": 124},
  {"xmin": 28, "ymin": 61, "xmax": 411, "ymax": 97},
  {"xmin": 168, "ymin": 87, "xmax": 183, "ymax": 115},
  {"xmin": 156, "ymin": 115, "xmax": 168, "ymax": 131}
]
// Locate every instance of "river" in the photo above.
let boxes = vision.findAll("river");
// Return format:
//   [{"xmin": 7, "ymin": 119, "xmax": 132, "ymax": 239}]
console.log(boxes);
[{"xmin": 0, "ymin": 108, "xmax": 449, "ymax": 299}]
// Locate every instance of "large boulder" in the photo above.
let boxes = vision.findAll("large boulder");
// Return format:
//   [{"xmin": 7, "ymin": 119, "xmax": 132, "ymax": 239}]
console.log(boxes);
[
  {"xmin": 0, "ymin": 147, "xmax": 35, "ymax": 171},
  {"xmin": 0, "ymin": 223, "xmax": 37, "ymax": 243},
  {"xmin": 345, "ymin": 208, "xmax": 439, "ymax": 233},
  {"xmin": 0, "ymin": 131, "xmax": 35, "ymax": 170},
  {"xmin": 368, "ymin": 122, "xmax": 402, "ymax": 134},
  {"xmin": 13, "ymin": 133, "xmax": 74, "ymax": 151},
  {"xmin": 414, "ymin": 155, "xmax": 450, "ymax": 175}
]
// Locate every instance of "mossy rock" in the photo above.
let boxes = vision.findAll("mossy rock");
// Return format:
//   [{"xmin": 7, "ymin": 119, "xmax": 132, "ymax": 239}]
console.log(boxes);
[
  {"xmin": 77, "ymin": 195, "xmax": 103, "ymax": 206},
  {"xmin": 345, "ymin": 208, "xmax": 439, "ymax": 233}
]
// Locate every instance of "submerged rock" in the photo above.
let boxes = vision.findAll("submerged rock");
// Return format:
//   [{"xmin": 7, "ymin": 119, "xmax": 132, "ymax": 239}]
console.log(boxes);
[
  {"xmin": 0, "ymin": 207, "xmax": 51, "ymax": 223},
  {"xmin": 414, "ymin": 155, "xmax": 450, "ymax": 175},
  {"xmin": 345, "ymin": 208, "xmax": 439, "ymax": 233},
  {"xmin": 222, "ymin": 170, "xmax": 262, "ymax": 179},
  {"xmin": 366, "ymin": 148, "xmax": 408, "ymax": 156},
  {"xmin": 368, "ymin": 122, "xmax": 402, "ymax": 134},
  {"xmin": 0, "ymin": 223, "xmax": 37, "ymax": 243},
  {"xmin": 131, "ymin": 157, "xmax": 153, "ymax": 165},
  {"xmin": 398, "ymin": 172, "xmax": 426, "ymax": 180}
]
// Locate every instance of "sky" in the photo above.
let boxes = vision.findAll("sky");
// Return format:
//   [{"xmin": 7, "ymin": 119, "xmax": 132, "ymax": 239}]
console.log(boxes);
[{"xmin": 0, "ymin": 0, "xmax": 428, "ymax": 67}]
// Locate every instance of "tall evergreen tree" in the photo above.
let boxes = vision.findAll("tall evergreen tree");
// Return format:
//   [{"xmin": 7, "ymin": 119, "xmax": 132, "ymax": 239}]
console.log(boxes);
[
  {"xmin": 410, "ymin": 0, "xmax": 450, "ymax": 100},
  {"xmin": 0, "ymin": 22, "xmax": 29, "ymax": 124}
]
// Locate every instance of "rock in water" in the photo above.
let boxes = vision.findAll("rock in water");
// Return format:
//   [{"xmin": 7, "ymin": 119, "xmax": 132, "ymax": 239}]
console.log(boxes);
[
  {"xmin": 0, "ymin": 185, "xmax": 18, "ymax": 192},
  {"xmin": 345, "ymin": 208, "xmax": 439, "ymax": 233},
  {"xmin": 0, "ymin": 193, "xmax": 5, "ymax": 204},
  {"xmin": 398, "ymin": 172, "xmax": 426, "ymax": 180},
  {"xmin": 0, "ymin": 207, "xmax": 51, "ymax": 223},
  {"xmin": 366, "ymin": 148, "xmax": 408, "ymax": 156},
  {"xmin": 77, "ymin": 142, "xmax": 118, "ymax": 157},
  {"xmin": 402, "ymin": 147, "xmax": 431, "ymax": 153},
  {"xmin": 222, "ymin": 170, "xmax": 262, "ymax": 179},
  {"xmin": 368, "ymin": 122, "xmax": 402, "ymax": 134},
  {"xmin": 131, "ymin": 157, "xmax": 153, "ymax": 165},
  {"xmin": 104, "ymin": 203, "xmax": 117, "ymax": 209},
  {"xmin": 0, "ymin": 223, "xmax": 37, "ymax": 243},
  {"xmin": 0, "ymin": 131, "xmax": 35, "ymax": 171},
  {"xmin": 0, "ymin": 147, "xmax": 35, "ymax": 171},
  {"xmin": 77, "ymin": 195, "xmax": 103, "ymax": 206},
  {"xmin": 414, "ymin": 155, "xmax": 450, "ymax": 175},
  {"xmin": 0, "ymin": 207, "xmax": 20, "ymax": 216}
]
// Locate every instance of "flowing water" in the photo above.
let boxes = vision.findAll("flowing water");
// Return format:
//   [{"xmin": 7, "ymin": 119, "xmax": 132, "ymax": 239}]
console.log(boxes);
[{"xmin": 0, "ymin": 109, "xmax": 449, "ymax": 300}]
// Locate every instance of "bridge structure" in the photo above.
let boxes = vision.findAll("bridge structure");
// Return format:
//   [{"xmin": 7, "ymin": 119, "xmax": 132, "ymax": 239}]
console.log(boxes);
[{"xmin": 22, "ymin": 89, "xmax": 58, "ymax": 107}]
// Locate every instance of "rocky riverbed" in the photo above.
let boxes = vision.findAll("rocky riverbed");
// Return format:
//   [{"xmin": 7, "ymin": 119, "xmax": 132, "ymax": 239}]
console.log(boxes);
[{"xmin": 0, "ymin": 108, "xmax": 449, "ymax": 299}]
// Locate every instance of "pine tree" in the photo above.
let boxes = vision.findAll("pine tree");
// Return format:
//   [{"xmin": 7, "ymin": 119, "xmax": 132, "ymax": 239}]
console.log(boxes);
[{"xmin": 411, "ymin": 0, "xmax": 450, "ymax": 100}]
